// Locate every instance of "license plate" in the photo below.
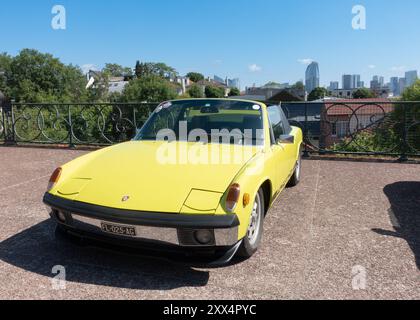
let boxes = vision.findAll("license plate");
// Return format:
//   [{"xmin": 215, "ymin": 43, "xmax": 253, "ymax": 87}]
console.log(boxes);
[{"xmin": 101, "ymin": 222, "xmax": 137, "ymax": 237}]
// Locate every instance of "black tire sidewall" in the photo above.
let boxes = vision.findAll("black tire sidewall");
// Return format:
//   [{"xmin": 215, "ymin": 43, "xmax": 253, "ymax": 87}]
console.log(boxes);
[
  {"xmin": 288, "ymin": 146, "xmax": 302, "ymax": 187},
  {"xmin": 239, "ymin": 188, "xmax": 265, "ymax": 257}
]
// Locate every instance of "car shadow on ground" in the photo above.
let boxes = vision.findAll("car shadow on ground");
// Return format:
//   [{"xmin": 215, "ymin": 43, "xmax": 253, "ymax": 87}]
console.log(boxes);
[
  {"xmin": 0, "ymin": 219, "xmax": 210, "ymax": 290},
  {"xmin": 372, "ymin": 181, "xmax": 420, "ymax": 270}
]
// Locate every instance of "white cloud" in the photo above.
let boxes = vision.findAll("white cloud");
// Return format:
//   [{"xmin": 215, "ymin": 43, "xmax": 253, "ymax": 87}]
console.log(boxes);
[
  {"xmin": 248, "ymin": 64, "xmax": 262, "ymax": 72},
  {"xmin": 390, "ymin": 66, "xmax": 406, "ymax": 72},
  {"xmin": 368, "ymin": 65, "xmax": 376, "ymax": 69},
  {"xmin": 213, "ymin": 59, "xmax": 223, "ymax": 65},
  {"xmin": 81, "ymin": 64, "xmax": 99, "ymax": 74},
  {"xmin": 298, "ymin": 58, "xmax": 314, "ymax": 65}
]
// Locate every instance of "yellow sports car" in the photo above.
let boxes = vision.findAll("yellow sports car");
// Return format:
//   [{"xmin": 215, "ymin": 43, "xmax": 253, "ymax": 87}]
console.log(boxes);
[{"xmin": 43, "ymin": 99, "xmax": 303, "ymax": 265}]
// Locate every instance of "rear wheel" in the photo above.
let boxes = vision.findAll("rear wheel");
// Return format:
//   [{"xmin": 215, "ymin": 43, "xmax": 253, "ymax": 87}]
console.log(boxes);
[
  {"xmin": 288, "ymin": 146, "xmax": 302, "ymax": 187},
  {"xmin": 237, "ymin": 188, "xmax": 265, "ymax": 258}
]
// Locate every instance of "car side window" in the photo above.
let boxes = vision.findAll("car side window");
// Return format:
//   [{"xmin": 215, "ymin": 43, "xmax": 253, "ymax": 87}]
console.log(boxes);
[
  {"xmin": 278, "ymin": 106, "xmax": 292, "ymax": 135},
  {"xmin": 267, "ymin": 106, "xmax": 285, "ymax": 143}
]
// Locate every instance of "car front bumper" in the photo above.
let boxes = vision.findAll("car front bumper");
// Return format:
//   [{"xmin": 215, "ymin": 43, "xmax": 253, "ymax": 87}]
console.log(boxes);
[{"xmin": 43, "ymin": 193, "xmax": 240, "ymax": 256}]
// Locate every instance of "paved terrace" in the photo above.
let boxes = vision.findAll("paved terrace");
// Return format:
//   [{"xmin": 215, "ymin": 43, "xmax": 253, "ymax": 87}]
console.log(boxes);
[{"xmin": 0, "ymin": 147, "xmax": 419, "ymax": 300}]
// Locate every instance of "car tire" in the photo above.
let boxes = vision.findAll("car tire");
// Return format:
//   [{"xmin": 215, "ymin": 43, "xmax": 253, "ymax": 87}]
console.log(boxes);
[
  {"xmin": 287, "ymin": 146, "xmax": 302, "ymax": 187},
  {"xmin": 237, "ymin": 188, "xmax": 265, "ymax": 259}
]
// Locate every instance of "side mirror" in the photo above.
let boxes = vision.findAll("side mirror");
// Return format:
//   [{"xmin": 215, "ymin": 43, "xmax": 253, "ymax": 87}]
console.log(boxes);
[{"xmin": 277, "ymin": 134, "xmax": 294, "ymax": 145}]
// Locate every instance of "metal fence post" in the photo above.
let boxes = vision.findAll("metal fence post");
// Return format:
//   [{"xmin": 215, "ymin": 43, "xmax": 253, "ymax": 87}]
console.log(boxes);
[
  {"xmin": 303, "ymin": 102, "xmax": 310, "ymax": 158},
  {"xmin": 3, "ymin": 99, "xmax": 17, "ymax": 145},
  {"xmin": 10, "ymin": 101, "xmax": 16, "ymax": 144},
  {"xmin": 0, "ymin": 101, "xmax": 5, "ymax": 144},
  {"xmin": 399, "ymin": 103, "xmax": 408, "ymax": 162},
  {"xmin": 68, "ymin": 104, "xmax": 75, "ymax": 148}
]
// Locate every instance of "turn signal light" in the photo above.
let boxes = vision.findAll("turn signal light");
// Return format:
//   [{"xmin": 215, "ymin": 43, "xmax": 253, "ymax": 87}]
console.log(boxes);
[
  {"xmin": 47, "ymin": 167, "xmax": 62, "ymax": 192},
  {"xmin": 243, "ymin": 193, "xmax": 250, "ymax": 207},
  {"xmin": 226, "ymin": 183, "xmax": 240, "ymax": 213}
]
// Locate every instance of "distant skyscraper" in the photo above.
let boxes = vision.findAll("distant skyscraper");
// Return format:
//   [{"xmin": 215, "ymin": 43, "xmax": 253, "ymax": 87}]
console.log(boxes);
[
  {"xmin": 371, "ymin": 75, "xmax": 384, "ymax": 89},
  {"xmin": 343, "ymin": 74, "xmax": 364, "ymax": 90},
  {"xmin": 353, "ymin": 75, "xmax": 361, "ymax": 88},
  {"xmin": 390, "ymin": 77, "xmax": 399, "ymax": 96},
  {"xmin": 227, "ymin": 78, "xmax": 240, "ymax": 90},
  {"xmin": 213, "ymin": 75, "xmax": 224, "ymax": 84},
  {"xmin": 399, "ymin": 78, "xmax": 406, "ymax": 95},
  {"xmin": 342, "ymin": 75, "xmax": 353, "ymax": 90},
  {"xmin": 305, "ymin": 62, "xmax": 320, "ymax": 93},
  {"xmin": 405, "ymin": 70, "xmax": 418, "ymax": 87},
  {"xmin": 329, "ymin": 81, "xmax": 339, "ymax": 91},
  {"xmin": 341, "ymin": 74, "xmax": 361, "ymax": 89}
]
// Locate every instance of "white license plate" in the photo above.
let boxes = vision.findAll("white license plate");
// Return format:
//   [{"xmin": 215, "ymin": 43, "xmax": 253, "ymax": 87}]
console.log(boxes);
[{"xmin": 100, "ymin": 222, "xmax": 137, "ymax": 237}]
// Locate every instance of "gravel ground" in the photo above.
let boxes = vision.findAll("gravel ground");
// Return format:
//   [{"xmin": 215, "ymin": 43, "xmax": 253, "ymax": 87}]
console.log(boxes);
[{"xmin": 0, "ymin": 146, "xmax": 419, "ymax": 300}]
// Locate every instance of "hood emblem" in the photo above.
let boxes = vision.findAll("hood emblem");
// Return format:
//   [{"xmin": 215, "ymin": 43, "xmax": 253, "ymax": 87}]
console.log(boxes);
[{"xmin": 122, "ymin": 196, "xmax": 130, "ymax": 202}]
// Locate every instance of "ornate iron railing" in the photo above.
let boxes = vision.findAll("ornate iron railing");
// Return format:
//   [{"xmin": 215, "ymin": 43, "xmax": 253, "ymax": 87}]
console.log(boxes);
[
  {"xmin": 1, "ymin": 101, "xmax": 419, "ymax": 160},
  {"xmin": 0, "ymin": 103, "xmax": 158, "ymax": 146},
  {"xmin": 281, "ymin": 101, "xmax": 420, "ymax": 160}
]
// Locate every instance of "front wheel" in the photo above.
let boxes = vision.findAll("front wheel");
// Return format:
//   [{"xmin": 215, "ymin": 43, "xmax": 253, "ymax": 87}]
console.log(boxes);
[
  {"xmin": 237, "ymin": 188, "xmax": 265, "ymax": 259},
  {"xmin": 287, "ymin": 146, "xmax": 302, "ymax": 187}
]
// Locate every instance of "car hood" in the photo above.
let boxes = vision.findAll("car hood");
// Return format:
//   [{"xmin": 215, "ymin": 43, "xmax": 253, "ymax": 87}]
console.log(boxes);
[{"xmin": 53, "ymin": 141, "xmax": 261, "ymax": 214}]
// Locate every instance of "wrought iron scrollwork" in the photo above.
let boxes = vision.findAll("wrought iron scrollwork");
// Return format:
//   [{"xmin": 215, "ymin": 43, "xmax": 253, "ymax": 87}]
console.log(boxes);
[
  {"xmin": 2, "ymin": 101, "xmax": 419, "ymax": 159},
  {"xmin": 282, "ymin": 101, "xmax": 419, "ymax": 158},
  {"xmin": 6, "ymin": 103, "xmax": 157, "ymax": 146}
]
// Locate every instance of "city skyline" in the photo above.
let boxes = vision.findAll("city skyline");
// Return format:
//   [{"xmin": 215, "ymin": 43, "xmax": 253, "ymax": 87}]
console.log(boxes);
[{"xmin": 0, "ymin": 0, "xmax": 419, "ymax": 89}]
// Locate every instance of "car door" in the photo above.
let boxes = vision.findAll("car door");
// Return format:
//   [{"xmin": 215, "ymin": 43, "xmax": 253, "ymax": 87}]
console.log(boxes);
[
  {"xmin": 266, "ymin": 106, "xmax": 291, "ymax": 192},
  {"xmin": 277, "ymin": 105, "xmax": 298, "ymax": 175}
]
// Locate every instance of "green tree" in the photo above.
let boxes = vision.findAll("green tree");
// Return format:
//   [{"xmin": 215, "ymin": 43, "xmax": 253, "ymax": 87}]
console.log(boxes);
[
  {"xmin": 400, "ymin": 80, "xmax": 420, "ymax": 152},
  {"xmin": 187, "ymin": 84, "xmax": 204, "ymax": 98},
  {"xmin": 135, "ymin": 61, "xmax": 143, "ymax": 78},
  {"xmin": 308, "ymin": 87, "xmax": 327, "ymax": 101},
  {"xmin": 331, "ymin": 80, "xmax": 420, "ymax": 154},
  {"xmin": 228, "ymin": 87, "xmax": 241, "ymax": 96},
  {"xmin": 352, "ymin": 88, "xmax": 376, "ymax": 99},
  {"xmin": 205, "ymin": 85, "xmax": 225, "ymax": 98},
  {"xmin": 186, "ymin": 72, "xmax": 205, "ymax": 83},
  {"xmin": 292, "ymin": 81, "xmax": 305, "ymax": 91},
  {"xmin": 86, "ymin": 71, "xmax": 110, "ymax": 102},
  {"xmin": 0, "ymin": 53, "xmax": 12, "ymax": 95},
  {"xmin": 121, "ymin": 75, "xmax": 178, "ymax": 102},
  {"xmin": 263, "ymin": 81, "xmax": 281, "ymax": 88},
  {"xmin": 135, "ymin": 61, "xmax": 177, "ymax": 79},
  {"xmin": 102, "ymin": 63, "xmax": 132, "ymax": 77},
  {"xmin": 401, "ymin": 79, "xmax": 420, "ymax": 101},
  {"xmin": 5, "ymin": 49, "xmax": 88, "ymax": 102}
]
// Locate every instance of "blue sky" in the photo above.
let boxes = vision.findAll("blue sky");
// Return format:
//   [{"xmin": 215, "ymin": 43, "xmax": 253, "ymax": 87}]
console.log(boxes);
[{"xmin": 0, "ymin": 0, "xmax": 419, "ymax": 89}]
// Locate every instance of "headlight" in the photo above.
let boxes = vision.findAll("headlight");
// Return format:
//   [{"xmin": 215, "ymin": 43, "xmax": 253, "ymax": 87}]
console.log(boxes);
[
  {"xmin": 194, "ymin": 230, "xmax": 214, "ymax": 245},
  {"xmin": 225, "ymin": 183, "xmax": 240, "ymax": 213},
  {"xmin": 47, "ymin": 167, "xmax": 62, "ymax": 192}
]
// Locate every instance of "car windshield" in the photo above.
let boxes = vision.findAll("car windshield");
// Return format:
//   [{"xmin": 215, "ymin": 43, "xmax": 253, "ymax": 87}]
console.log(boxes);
[{"xmin": 135, "ymin": 99, "xmax": 264, "ymax": 146}]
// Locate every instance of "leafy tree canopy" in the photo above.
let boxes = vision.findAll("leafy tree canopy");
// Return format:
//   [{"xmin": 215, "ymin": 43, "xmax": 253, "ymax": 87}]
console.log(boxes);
[
  {"xmin": 0, "ymin": 53, "xmax": 12, "ymax": 96},
  {"xmin": 187, "ymin": 84, "xmax": 204, "ymax": 98},
  {"xmin": 205, "ymin": 85, "xmax": 225, "ymax": 98},
  {"xmin": 401, "ymin": 79, "xmax": 420, "ymax": 101},
  {"xmin": 352, "ymin": 88, "xmax": 376, "ymax": 99},
  {"xmin": 186, "ymin": 72, "xmax": 205, "ymax": 83},
  {"xmin": 121, "ymin": 75, "xmax": 178, "ymax": 103},
  {"xmin": 308, "ymin": 87, "xmax": 327, "ymax": 101},
  {"xmin": 4, "ymin": 49, "xmax": 88, "ymax": 103},
  {"xmin": 291, "ymin": 81, "xmax": 305, "ymax": 91},
  {"xmin": 228, "ymin": 87, "xmax": 241, "ymax": 96},
  {"xmin": 135, "ymin": 61, "xmax": 178, "ymax": 79},
  {"xmin": 102, "ymin": 63, "xmax": 132, "ymax": 77}
]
